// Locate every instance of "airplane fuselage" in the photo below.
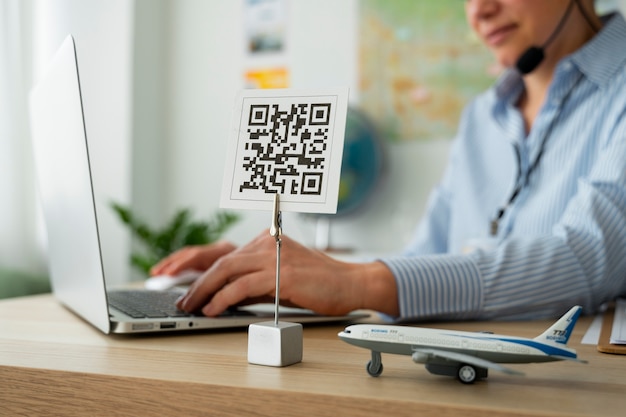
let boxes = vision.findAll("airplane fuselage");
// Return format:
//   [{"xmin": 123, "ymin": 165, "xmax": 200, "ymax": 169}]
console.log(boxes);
[{"xmin": 339, "ymin": 324, "xmax": 577, "ymax": 364}]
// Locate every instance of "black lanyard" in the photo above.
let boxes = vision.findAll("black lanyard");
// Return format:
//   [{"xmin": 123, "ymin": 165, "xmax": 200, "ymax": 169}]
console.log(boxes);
[{"xmin": 489, "ymin": 73, "xmax": 583, "ymax": 237}]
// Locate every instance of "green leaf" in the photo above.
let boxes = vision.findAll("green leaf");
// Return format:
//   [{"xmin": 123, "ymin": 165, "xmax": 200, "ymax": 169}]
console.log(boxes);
[
  {"xmin": 130, "ymin": 252, "xmax": 158, "ymax": 276},
  {"xmin": 111, "ymin": 202, "xmax": 156, "ymax": 245}
]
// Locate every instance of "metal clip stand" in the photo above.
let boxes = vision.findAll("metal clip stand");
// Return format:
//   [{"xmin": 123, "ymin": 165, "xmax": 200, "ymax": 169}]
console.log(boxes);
[
  {"xmin": 247, "ymin": 194, "xmax": 303, "ymax": 367},
  {"xmin": 270, "ymin": 193, "xmax": 282, "ymax": 325}
]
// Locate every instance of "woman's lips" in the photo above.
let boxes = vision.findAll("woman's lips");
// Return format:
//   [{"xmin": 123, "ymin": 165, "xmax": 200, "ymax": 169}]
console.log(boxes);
[{"xmin": 485, "ymin": 24, "xmax": 517, "ymax": 46}]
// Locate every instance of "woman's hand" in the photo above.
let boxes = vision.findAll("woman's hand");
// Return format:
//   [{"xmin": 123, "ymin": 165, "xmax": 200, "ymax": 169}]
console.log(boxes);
[{"xmin": 159, "ymin": 230, "xmax": 399, "ymax": 317}]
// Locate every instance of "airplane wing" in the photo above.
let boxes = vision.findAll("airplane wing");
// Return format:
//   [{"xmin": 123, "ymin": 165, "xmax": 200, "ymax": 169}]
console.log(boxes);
[
  {"xmin": 413, "ymin": 348, "xmax": 525, "ymax": 376},
  {"xmin": 548, "ymin": 355, "xmax": 588, "ymax": 364}
]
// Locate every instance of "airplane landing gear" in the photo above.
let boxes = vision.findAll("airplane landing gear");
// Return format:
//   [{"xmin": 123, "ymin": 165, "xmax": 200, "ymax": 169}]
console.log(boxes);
[
  {"xmin": 366, "ymin": 351, "xmax": 383, "ymax": 377},
  {"xmin": 457, "ymin": 364, "xmax": 477, "ymax": 384},
  {"xmin": 426, "ymin": 361, "xmax": 487, "ymax": 383}
]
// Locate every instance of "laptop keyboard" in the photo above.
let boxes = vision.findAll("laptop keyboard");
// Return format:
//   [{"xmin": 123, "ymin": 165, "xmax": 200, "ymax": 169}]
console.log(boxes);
[
  {"xmin": 108, "ymin": 290, "xmax": 191, "ymax": 318},
  {"xmin": 107, "ymin": 289, "xmax": 255, "ymax": 319}
]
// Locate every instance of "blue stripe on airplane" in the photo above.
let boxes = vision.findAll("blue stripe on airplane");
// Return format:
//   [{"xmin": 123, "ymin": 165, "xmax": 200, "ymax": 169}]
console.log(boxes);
[{"xmin": 445, "ymin": 334, "xmax": 576, "ymax": 358}]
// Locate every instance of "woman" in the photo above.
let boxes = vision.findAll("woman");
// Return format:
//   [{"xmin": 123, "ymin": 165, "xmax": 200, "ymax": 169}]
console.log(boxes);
[{"xmin": 153, "ymin": 0, "xmax": 626, "ymax": 321}]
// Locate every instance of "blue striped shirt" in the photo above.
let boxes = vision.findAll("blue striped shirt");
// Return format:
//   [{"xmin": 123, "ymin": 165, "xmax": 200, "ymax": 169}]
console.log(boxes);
[{"xmin": 380, "ymin": 13, "xmax": 626, "ymax": 321}]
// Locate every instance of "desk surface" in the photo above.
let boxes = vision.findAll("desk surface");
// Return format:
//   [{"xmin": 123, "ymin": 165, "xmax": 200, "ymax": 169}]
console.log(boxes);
[{"xmin": 1, "ymin": 294, "xmax": 625, "ymax": 417}]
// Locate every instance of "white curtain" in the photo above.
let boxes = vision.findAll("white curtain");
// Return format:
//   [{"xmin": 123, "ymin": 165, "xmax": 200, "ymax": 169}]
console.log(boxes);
[{"xmin": 0, "ymin": 0, "xmax": 45, "ymax": 274}]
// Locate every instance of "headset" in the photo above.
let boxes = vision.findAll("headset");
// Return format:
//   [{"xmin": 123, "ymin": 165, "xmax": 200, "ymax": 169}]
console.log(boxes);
[{"xmin": 515, "ymin": 0, "xmax": 600, "ymax": 74}]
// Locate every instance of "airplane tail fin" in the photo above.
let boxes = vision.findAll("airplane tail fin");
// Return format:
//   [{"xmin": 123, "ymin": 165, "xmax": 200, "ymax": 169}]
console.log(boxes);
[{"xmin": 533, "ymin": 305, "xmax": 582, "ymax": 345}]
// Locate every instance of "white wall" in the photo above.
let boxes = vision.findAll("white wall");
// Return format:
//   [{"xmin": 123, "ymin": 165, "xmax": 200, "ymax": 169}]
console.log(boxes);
[{"xmin": 0, "ymin": 0, "xmax": 41, "ymax": 273}]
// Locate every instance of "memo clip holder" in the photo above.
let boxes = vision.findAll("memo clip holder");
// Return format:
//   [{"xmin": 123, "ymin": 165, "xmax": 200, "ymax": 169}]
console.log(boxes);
[{"xmin": 247, "ymin": 193, "xmax": 303, "ymax": 367}]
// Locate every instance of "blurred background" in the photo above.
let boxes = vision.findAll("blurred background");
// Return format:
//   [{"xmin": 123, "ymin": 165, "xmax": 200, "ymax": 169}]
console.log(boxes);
[{"xmin": 1, "ymin": 0, "xmax": 623, "ymax": 294}]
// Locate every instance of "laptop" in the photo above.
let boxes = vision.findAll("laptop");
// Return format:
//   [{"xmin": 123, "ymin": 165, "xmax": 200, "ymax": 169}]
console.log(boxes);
[{"xmin": 29, "ymin": 35, "xmax": 366, "ymax": 334}]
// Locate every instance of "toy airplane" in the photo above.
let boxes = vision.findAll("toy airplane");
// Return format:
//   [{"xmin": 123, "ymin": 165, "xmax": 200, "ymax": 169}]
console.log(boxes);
[{"xmin": 338, "ymin": 305, "xmax": 586, "ymax": 384}]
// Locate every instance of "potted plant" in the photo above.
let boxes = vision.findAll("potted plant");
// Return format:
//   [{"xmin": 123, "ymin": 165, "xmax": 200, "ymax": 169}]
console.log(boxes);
[{"xmin": 111, "ymin": 202, "xmax": 240, "ymax": 276}]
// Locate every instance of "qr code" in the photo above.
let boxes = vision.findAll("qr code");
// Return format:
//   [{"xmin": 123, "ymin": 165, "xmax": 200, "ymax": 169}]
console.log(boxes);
[
  {"xmin": 222, "ymin": 88, "xmax": 347, "ymax": 214},
  {"xmin": 239, "ymin": 101, "xmax": 333, "ymax": 196}
]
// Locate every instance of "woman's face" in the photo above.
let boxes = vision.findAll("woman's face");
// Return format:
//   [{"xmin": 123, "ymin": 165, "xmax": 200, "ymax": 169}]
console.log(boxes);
[{"xmin": 465, "ymin": 0, "xmax": 575, "ymax": 69}]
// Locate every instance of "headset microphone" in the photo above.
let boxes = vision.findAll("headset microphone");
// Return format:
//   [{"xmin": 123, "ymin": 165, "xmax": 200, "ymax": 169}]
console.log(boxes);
[
  {"xmin": 515, "ymin": 0, "xmax": 577, "ymax": 74},
  {"xmin": 516, "ymin": 46, "xmax": 545, "ymax": 75}
]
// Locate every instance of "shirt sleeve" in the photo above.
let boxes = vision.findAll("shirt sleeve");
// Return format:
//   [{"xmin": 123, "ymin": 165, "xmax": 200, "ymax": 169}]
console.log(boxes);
[{"xmin": 380, "ymin": 124, "xmax": 626, "ymax": 322}]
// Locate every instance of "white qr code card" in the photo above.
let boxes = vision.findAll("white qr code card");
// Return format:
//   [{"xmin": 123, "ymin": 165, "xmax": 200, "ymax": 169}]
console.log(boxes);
[{"xmin": 220, "ymin": 88, "xmax": 349, "ymax": 214}]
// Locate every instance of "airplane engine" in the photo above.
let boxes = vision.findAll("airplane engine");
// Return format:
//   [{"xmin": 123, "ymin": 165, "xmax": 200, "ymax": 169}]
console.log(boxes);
[{"xmin": 412, "ymin": 351, "xmax": 430, "ymax": 363}]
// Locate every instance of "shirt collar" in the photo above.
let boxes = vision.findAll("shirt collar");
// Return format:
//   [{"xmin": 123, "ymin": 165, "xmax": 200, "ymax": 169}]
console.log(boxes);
[{"xmin": 570, "ymin": 12, "xmax": 626, "ymax": 87}]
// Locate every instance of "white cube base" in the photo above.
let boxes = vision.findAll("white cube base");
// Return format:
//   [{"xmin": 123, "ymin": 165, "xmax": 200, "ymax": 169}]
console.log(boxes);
[{"xmin": 247, "ymin": 321, "xmax": 303, "ymax": 367}]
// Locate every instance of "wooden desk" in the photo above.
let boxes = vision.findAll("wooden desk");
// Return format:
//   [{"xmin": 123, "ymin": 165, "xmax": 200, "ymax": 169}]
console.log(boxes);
[{"xmin": 1, "ymin": 294, "xmax": 624, "ymax": 417}]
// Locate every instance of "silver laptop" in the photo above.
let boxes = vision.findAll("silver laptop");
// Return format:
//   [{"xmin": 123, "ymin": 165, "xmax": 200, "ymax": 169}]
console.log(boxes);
[{"xmin": 29, "ymin": 35, "xmax": 366, "ymax": 334}]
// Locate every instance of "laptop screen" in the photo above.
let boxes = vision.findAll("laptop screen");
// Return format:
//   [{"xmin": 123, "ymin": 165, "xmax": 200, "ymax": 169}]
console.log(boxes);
[{"xmin": 29, "ymin": 35, "xmax": 111, "ymax": 334}]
